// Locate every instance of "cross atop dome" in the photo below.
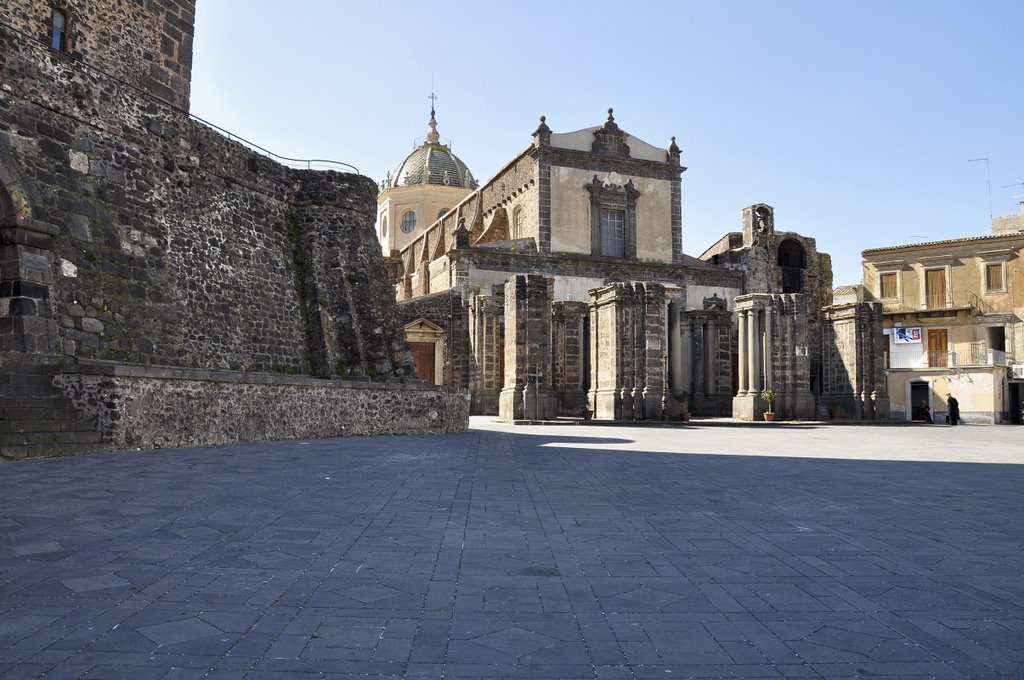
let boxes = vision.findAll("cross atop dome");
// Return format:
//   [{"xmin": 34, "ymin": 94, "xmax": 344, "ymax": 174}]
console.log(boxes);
[{"xmin": 426, "ymin": 92, "xmax": 440, "ymax": 144}]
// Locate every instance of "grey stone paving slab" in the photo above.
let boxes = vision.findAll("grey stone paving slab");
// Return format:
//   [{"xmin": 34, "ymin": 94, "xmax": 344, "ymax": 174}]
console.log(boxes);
[{"xmin": 2, "ymin": 417, "xmax": 1024, "ymax": 678}]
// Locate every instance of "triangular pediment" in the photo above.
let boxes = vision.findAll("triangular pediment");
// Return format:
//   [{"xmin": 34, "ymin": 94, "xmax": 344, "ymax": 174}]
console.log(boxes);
[{"xmin": 404, "ymin": 318, "xmax": 444, "ymax": 334}]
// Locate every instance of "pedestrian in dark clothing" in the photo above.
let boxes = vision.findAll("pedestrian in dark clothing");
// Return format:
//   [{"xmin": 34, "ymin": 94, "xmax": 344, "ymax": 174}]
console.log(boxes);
[
  {"xmin": 920, "ymin": 401, "xmax": 932, "ymax": 424},
  {"xmin": 947, "ymin": 393, "xmax": 960, "ymax": 426}
]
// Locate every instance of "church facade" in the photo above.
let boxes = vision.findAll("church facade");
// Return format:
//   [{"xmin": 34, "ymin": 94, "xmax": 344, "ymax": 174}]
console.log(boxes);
[{"xmin": 382, "ymin": 110, "xmax": 887, "ymax": 421}]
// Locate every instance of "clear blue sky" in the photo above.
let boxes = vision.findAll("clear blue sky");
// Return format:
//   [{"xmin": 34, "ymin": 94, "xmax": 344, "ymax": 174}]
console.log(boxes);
[{"xmin": 190, "ymin": 1, "xmax": 1024, "ymax": 286}]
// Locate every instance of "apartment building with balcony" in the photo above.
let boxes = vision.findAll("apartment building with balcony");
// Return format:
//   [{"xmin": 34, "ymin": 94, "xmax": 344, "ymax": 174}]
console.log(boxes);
[{"xmin": 861, "ymin": 203, "xmax": 1024, "ymax": 424}]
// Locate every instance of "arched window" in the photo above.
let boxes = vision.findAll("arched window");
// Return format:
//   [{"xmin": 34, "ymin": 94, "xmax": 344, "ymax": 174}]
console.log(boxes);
[
  {"xmin": 50, "ymin": 8, "xmax": 68, "ymax": 52},
  {"xmin": 513, "ymin": 206, "xmax": 524, "ymax": 239},
  {"xmin": 401, "ymin": 210, "xmax": 416, "ymax": 233},
  {"xmin": 777, "ymin": 238, "xmax": 806, "ymax": 293},
  {"xmin": 381, "ymin": 216, "xmax": 388, "ymax": 238}
]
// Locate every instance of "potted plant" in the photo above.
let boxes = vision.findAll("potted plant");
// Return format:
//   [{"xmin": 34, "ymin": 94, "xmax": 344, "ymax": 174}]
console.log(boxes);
[
  {"xmin": 582, "ymin": 399, "xmax": 594, "ymax": 420},
  {"xmin": 828, "ymin": 404, "xmax": 840, "ymax": 420},
  {"xmin": 760, "ymin": 388, "xmax": 777, "ymax": 421},
  {"xmin": 671, "ymin": 391, "xmax": 691, "ymax": 422}
]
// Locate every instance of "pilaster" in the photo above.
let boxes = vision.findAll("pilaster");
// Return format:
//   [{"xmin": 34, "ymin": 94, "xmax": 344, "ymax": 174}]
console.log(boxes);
[{"xmin": 498, "ymin": 274, "xmax": 556, "ymax": 421}]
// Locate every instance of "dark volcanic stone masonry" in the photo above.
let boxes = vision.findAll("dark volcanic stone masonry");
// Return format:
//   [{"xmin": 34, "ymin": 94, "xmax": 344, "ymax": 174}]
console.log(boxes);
[
  {"xmin": 0, "ymin": 16, "xmax": 410, "ymax": 376},
  {"xmin": 0, "ymin": 2, "xmax": 467, "ymax": 457}
]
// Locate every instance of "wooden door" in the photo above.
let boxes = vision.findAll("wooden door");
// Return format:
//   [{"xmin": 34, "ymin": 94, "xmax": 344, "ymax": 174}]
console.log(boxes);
[
  {"xmin": 927, "ymin": 329, "xmax": 947, "ymax": 367},
  {"xmin": 409, "ymin": 341, "xmax": 436, "ymax": 383},
  {"xmin": 926, "ymin": 269, "xmax": 946, "ymax": 308}
]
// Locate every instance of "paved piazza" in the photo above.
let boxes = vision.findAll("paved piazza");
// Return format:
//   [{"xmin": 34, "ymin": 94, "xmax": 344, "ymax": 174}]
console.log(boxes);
[{"xmin": 1, "ymin": 417, "xmax": 1022, "ymax": 679}]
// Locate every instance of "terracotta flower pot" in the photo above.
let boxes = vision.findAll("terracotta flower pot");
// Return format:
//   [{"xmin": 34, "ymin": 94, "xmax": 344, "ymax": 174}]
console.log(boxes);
[{"xmin": 763, "ymin": 412, "xmax": 776, "ymax": 422}]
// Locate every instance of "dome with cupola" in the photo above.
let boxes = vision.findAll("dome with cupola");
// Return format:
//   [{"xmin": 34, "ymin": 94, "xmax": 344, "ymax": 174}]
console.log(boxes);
[{"xmin": 387, "ymin": 109, "xmax": 477, "ymax": 190}]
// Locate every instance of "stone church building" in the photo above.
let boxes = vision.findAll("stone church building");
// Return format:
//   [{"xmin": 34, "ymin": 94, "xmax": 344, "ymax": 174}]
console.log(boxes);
[{"xmin": 383, "ymin": 109, "xmax": 888, "ymax": 421}]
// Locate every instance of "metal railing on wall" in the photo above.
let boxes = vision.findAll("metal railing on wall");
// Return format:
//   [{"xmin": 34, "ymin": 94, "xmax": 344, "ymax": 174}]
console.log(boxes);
[
  {"xmin": 885, "ymin": 291, "xmax": 997, "ymax": 315},
  {"xmin": 0, "ymin": 19, "xmax": 359, "ymax": 175},
  {"xmin": 187, "ymin": 114, "xmax": 358, "ymax": 174},
  {"xmin": 887, "ymin": 345, "xmax": 1012, "ymax": 369}
]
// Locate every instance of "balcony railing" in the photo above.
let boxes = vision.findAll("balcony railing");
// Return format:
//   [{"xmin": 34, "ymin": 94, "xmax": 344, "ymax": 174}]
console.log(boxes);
[
  {"xmin": 882, "ymin": 291, "xmax": 997, "ymax": 315},
  {"xmin": 887, "ymin": 344, "xmax": 1011, "ymax": 369}
]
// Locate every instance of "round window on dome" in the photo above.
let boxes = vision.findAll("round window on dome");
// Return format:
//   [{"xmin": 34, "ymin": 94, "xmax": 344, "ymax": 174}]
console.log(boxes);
[{"xmin": 401, "ymin": 211, "xmax": 417, "ymax": 233}]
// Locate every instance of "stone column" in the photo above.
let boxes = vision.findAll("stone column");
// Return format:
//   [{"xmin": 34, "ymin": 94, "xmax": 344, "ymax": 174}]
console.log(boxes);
[
  {"xmin": 686, "ymin": 316, "xmax": 701, "ymax": 399},
  {"xmin": 763, "ymin": 306, "xmax": 773, "ymax": 390},
  {"xmin": 821, "ymin": 301, "xmax": 889, "ymax": 421},
  {"xmin": 498, "ymin": 274, "xmax": 555, "ymax": 421},
  {"xmin": 748, "ymin": 308, "xmax": 761, "ymax": 393},
  {"xmin": 619, "ymin": 300, "xmax": 635, "ymax": 420},
  {"xmin": 589, "ymin": 281, "xmax": 669, "ymax": 421},
  {"xmin": 704, "ymin": 317, "xmax": 716, "ymax": 397},
  {"xmin": 638, "ymin": 282, "xmax": 667, "ymax": 420},
  {"xmin": 668, "ymin": 301, "xmax": 682, "ymax": 393},
  {"xmin": 679, "ymin": 316, "xmax": 693, "ymax": 396},
  {"xmin": 737, "ymin": 309, "xmax": 748, "ymax": 395},
  {"xmin": 469, "ymin": 294, "xmax": 503, "ymax": 414}
]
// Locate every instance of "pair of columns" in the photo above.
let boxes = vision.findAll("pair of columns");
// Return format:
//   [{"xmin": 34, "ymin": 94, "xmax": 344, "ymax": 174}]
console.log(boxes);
[
  {"xmin": 666, "ymin": 302, "xmax": 719, "ymax": 397},
  {"xmin": 736, "ymin": 305, "xmax": 772, "ymax": 396}
]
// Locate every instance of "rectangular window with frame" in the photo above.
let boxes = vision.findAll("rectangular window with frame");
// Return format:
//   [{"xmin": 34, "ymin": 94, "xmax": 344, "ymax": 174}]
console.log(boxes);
[
  {"xmin": 600, "ymin": 208, "xmax": 625, "ymax": 257},
  {"xmin": 925, "ymin": 268, "xmax": 947, "ymax": 309},
  {"xmin": 985, "ymin": 263, "xmax": 1004, "ymax": 292},
  {"xmin": 879, "ymin": 272, "xmax": 897, "ymax": 299}
]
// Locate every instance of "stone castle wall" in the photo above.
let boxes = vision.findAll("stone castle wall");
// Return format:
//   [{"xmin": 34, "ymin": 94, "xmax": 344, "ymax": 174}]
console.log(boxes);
[
  {"xmin": 4, "ymin": 0, "xmax": 195, "ymax": 110},
  {"xmin": 0, "ymin": 20, "xmax": 415, "ymax": 379},
  {"xmin": 0, "ymin": 9, "xmax": 468, "ymax": 454},
  {"xmin": 53, "ymin": 364, "xmax": 467, "ymax": 452}
]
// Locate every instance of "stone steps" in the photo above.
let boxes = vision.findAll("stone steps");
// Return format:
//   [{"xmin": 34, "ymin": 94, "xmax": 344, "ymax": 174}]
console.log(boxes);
[{"xmin": 0, "ymin": 355, "xmax": 110, "ymax": 461}]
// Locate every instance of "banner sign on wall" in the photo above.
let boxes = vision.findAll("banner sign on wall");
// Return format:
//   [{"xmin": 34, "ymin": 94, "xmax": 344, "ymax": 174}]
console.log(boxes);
[{"xmin": 893, "ymin": 327, "xmax": 922, "ymax": 344}]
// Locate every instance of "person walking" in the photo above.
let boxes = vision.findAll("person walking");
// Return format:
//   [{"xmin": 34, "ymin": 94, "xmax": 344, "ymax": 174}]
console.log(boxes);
[{"xmin": 947, "ymin": 393, "xmax": 960, "ymax": 426}]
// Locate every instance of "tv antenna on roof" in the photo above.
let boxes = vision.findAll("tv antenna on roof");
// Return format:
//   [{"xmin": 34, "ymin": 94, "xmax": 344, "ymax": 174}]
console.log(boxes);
[{"xmin": 968, "ymin": 158, "xmax": 993, "ymax": 221}]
